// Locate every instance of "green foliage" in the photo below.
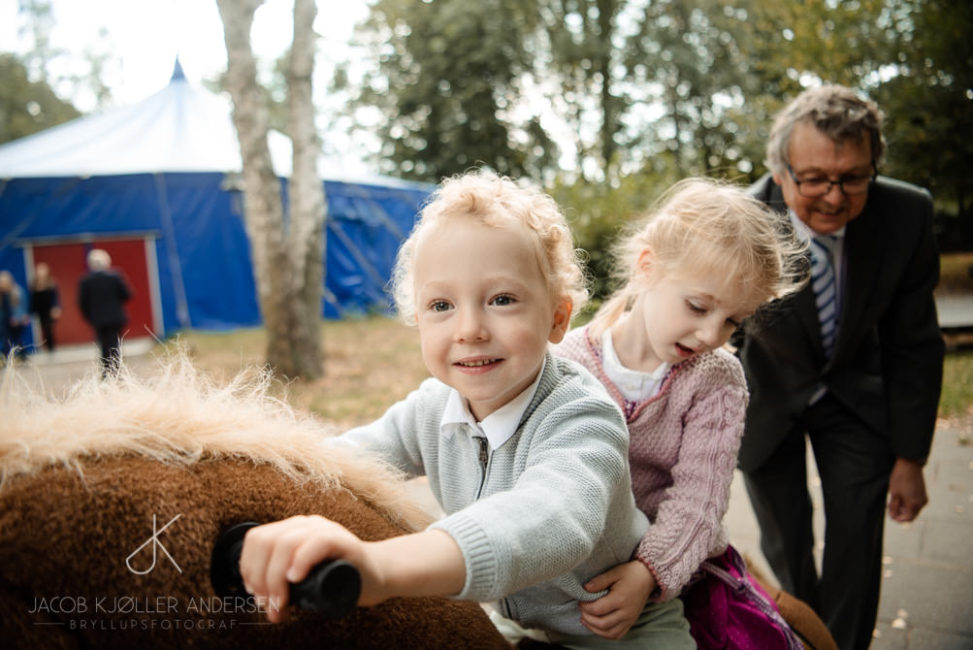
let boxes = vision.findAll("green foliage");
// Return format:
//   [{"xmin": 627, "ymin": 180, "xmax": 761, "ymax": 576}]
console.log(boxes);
[
  {"xmin": 530, "ymin": 0, "xmax": 624, "ymax": 180},
  {"xmin": 619, "ymin": 0, "xmax": 761, "ymax": 179},
  {"xmin": 353, "ymin": 0, "xmax": 552, "ymax": 182},
  {"xmin": 0, "ymin": 53, "xmax": 80, "ymax": 145},
  {"xmin": 871, "ymin": 0, "xmax": 973, "ymax": 225},
  {"xmin": 550, "ymin": 168, "xmax": 681, "ymax": 302},
  {"xmin": 349, "ymin": 0, "xmax": 969, "ymax": 209},
  {"xmin": 11, "ymin": 0, "xmax": 115, "ymax": 113}
]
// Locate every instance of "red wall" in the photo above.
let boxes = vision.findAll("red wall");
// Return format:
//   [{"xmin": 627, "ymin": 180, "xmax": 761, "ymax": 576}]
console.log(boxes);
[{"xmin": 30, "ymin": 239, "xmax": 156, "ymax": 345}]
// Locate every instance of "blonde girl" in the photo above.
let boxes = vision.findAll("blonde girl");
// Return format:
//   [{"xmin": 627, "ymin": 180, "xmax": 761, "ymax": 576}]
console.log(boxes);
[{"xmin": 553, "ymin": 177, "xmax": 806, "ymax": 641}]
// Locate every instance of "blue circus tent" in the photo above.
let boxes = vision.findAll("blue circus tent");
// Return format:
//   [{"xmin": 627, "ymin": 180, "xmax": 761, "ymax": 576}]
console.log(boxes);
[{"xmin": 0, "ymin": 62, "xmax": 431, "ymax": 346}]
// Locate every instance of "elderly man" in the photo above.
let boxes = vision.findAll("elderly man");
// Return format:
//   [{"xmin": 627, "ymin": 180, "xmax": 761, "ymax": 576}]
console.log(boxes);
[
  {"xmin": 78, "ymin": 248, "xmax": 132, "ymax": 376},
  {"xmin": 734, "ymin": 85, "xmax": 944, "ymax": 649}
]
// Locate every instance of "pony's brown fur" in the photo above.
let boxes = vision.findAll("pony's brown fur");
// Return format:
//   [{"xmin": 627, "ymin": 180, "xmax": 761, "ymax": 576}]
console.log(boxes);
[
  {"xmin": 0, "ymin": 351, "xmax": 431, "ymax": 532},
  {"xmin": 0, "ymin": 353, "xmax": 512, "ymax": 649}
]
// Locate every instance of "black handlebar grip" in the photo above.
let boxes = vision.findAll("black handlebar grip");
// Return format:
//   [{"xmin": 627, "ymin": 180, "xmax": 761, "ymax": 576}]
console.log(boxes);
[{"xmin": 211, "ymin": 521, "xmax": 362, "ymax": 619}]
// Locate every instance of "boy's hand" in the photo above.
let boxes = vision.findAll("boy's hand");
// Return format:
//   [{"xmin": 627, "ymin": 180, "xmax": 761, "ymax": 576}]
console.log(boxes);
[
  {"xmin": 239, "ymin": 515, "xmax": 377, "ymax": 623},
  {"xmin": 238, "ymin": 516, "xmax": 465, "ymax": 623},
  {"xmin": 579, "ymin": 559, "xmax": 655, "ymax": 640}
]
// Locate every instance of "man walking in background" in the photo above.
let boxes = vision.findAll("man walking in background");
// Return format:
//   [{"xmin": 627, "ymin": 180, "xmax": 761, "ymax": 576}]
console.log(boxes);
[{"xmin": 79, "ymin": 249, "xmax": 132, "ymax": 376}]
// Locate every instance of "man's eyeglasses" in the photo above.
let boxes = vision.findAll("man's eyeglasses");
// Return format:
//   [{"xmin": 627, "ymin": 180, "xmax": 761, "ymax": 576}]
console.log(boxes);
[{"xmin": 785, "ymin": 163, "xmax": 877, "ymax": 198}]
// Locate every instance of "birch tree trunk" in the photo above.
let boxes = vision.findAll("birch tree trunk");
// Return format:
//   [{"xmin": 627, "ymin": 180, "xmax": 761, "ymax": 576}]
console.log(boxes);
[
  {"xmin": 286, "ymin": 0, "xmax": 326, "ymax": 379},
  {"xmin": 216, "ymin": 0, "xmax": 325, "ymax": 379}
]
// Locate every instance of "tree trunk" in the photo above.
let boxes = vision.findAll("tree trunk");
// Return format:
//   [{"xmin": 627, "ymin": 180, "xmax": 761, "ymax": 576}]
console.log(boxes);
[
  {"xmin": 216, "ymin": 0, "xmax": 325, "ymax": 380},
  {"xmin": 286, "ymin": 0, "xmax": 326, "ymax": 379}
]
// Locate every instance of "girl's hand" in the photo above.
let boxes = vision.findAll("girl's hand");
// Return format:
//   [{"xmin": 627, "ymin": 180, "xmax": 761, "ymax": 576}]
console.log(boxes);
[
  {"xmin": 578, "ymin": 559, "xmax": 656, "ymax": 640},
  {"xmin": 239, "ymin": 515, "xmax": 380, "ymax": 623}
]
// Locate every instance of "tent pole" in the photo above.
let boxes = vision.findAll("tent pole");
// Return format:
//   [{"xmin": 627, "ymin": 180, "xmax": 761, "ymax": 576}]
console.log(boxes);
[{"xmin": 153, "ymin": 173, "xmax": 192, "ymax": 330}]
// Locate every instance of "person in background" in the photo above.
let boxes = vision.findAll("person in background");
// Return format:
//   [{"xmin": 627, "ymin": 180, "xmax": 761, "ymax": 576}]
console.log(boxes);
[
  {"xmin": 1, "ymin": 270, "xmax": 30, "ymax": 362},
  {"xmin": 29, "ymin": 262, "xmax": 62, "ymax": 353},
  {"xmin": 734, "ymin": 84, "xmax": 945, "ymax": 649},
  {"xmin": 78, "ymin": 249, "xmax": 132, "ymax": 376},
  {"xmin": 552, "ymin": 178, "xmax": 806, "ymax": 644}
]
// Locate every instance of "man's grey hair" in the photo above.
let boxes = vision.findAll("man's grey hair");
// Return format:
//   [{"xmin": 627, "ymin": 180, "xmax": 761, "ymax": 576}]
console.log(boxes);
[
  {"xmin": 87, "ymin": 248, "xmax": 111, "ymax": 271},
  {"xmin": 766, "ymin": 84, "xmax": 885, "ymax": 176}
]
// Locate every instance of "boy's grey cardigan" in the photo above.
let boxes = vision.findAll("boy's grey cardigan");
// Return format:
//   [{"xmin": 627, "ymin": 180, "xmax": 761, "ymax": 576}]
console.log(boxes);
[{"xmin": 335, "ymin": 352, "xmax": 649, "ymax": 635}]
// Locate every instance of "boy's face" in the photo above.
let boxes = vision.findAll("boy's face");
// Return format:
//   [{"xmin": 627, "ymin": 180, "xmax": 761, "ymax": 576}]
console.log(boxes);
[{"xmin": 413, "ymin": 217, "xmax": 571, "ymax": 421}]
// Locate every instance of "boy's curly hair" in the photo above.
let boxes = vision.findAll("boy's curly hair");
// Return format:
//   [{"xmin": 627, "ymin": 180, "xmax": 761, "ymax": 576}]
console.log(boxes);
[{"xmin": 390, "ymin": 169, "xmax": 587, "ymax": 325}]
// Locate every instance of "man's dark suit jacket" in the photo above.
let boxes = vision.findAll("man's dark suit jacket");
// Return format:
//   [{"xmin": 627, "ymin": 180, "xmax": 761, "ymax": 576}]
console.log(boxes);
[
  {"xmin": 78, "ymin": 269, "xmax": 132, "ymax": 330},
  {"xmin": 735, "ymin": 174, "xmax": 945, "ymax": 472}
]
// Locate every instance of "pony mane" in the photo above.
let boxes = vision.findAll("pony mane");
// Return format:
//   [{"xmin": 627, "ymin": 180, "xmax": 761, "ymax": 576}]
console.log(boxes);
[{"xmin": 0, "ymin": 350, "xmax": 432, "ymax": 532}]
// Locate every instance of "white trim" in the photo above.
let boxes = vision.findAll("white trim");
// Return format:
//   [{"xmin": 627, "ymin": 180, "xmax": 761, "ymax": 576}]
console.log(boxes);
[{"xmin": 143, "ymin": 236, "xmax": 165, "ymax": 338}]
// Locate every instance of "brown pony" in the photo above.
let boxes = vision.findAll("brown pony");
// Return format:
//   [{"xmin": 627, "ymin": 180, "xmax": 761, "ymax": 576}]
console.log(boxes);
[
  {"xmin": 0, "ymin": 353, "xmax": 835, "ymax": 650},
  {"xmin": 0, "ymin": 354, "xmax": 512, "ymax": 649}
]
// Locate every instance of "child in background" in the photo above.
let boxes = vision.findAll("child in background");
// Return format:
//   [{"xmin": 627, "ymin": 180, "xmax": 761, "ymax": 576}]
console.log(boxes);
[
  {"xmin": 553, "ymin": 178, "xmax": 806, "ymax": 642},
  {"xmin": 0, "ymin": 270, "xmax": 30, "ymax": 362},
  {"xmin": 240, "ymin": 170, "xmax": 695, "ymax": 648}
]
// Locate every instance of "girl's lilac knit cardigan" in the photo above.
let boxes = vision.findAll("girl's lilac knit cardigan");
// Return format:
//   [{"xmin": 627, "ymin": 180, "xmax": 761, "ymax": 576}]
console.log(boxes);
[{"xmin": 552, "ymin": 326, "xmax": 749, "ymax": 601}]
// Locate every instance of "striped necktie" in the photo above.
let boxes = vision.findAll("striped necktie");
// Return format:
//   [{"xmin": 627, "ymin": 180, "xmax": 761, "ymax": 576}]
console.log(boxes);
[{"xmin": 809, "ymin": 236, "xmax": 838, "ymax": 357}]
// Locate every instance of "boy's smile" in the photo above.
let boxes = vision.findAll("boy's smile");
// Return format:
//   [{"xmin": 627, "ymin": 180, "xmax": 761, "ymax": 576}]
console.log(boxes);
[{"xmin": 413, "ymin": 217, "xmax": 570, "ymax": 421}]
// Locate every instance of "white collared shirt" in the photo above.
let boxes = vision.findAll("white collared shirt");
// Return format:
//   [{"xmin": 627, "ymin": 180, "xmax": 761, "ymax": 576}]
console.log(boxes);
[
  {"xmin": 439, "ymin": 358, "xmax": 547, "ymax": 450},
  {"xmin": 601, "ymin": 329, "xmax": 670, "ymax": 402}
]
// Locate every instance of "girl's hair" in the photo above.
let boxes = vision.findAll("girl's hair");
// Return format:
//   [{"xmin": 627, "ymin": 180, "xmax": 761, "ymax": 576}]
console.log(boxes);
[
  {"xmin": 590, "ymin": 178, "xmax": 807, "ymax": 335},
  {"xmin": 390, "ymin": 169, "xmax": 587, "ymax": 325},
  {"xmin": 31, "ymin": 263, "xmax": 54, "ymax": 290}
]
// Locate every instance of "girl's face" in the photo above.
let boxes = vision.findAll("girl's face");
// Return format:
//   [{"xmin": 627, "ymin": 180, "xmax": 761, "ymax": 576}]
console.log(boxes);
[
  {"xmin": 625, "ymin": 258, "xmax": 762, "ymax": 370},
  {"xmin": 413, "ymin": 217, "xmax": 571, "ymax": 421}
]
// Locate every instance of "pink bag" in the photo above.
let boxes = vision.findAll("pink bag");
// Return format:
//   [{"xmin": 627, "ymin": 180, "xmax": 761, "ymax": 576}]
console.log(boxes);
[{"xmin": 681, "ymin": 545, "xmax": 803, "ymax": 650}]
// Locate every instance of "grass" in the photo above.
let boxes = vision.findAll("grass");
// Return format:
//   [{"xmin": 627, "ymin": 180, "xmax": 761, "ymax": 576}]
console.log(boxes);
[
  {"xmin": 167, "ymin": 310, "xmax": 972, "ymax": 428},
  {"xmin": 938, "ymin": 251, "xmax": 973, "ymax": 296},
  {"xmin": 941, "ymin": 351, "xmax": 973, "ymax": 421},
  {"xmin": 937, "ymin": 252, "xmax": 973, "ymax": 421},
  {"xmin": 158, "ymin": 253, "xmax": 973, "ymax": 428},
  {"xmin": 166, "ymin": 316, "xmax": 428, "ymax": 430}
]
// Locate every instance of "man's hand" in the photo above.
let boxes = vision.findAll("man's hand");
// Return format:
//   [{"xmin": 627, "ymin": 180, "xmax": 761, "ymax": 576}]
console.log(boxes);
[
  {"xmin": 888, "ymin": 457, "xmax": 928, "ymax": 522},
  {"xmin": 578, "ymin": 560, "xmax": 656, "ymax": 640}
]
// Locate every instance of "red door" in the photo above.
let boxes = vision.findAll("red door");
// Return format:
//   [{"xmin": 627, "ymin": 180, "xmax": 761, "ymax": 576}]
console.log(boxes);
[{"xmin": 30, "ymin": 239, "xmax": 157, "ymax": 345}]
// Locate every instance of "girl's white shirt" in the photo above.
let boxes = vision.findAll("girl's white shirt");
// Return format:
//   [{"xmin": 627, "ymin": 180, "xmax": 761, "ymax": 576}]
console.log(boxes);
[{"xmin": 601, "ymin": 329, "xmax": 670, "ymax": 403}]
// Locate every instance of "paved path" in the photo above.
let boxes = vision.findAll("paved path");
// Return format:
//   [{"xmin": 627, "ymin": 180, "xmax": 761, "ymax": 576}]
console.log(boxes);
[
  {"xmin": 724, "ymin": 418, "xmax": 973, "ymax": 649},
  {"xmin": 1, "ymin": 338, "xmax": 157, "ymax": 394},
  {"xmin": 937, "ymin": 294, "xmax": 973, "ymax": 330}
]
